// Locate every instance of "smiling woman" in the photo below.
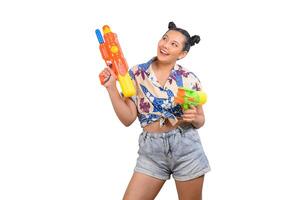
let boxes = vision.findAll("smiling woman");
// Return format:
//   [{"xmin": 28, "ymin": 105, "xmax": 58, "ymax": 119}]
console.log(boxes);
[
  {"xmin": 99, "ymin": 21, "xmax": 210, "ymax": 199},
  {"xmin": 156, "ymin": 22, "xmax": 200, "ymax": 65}
]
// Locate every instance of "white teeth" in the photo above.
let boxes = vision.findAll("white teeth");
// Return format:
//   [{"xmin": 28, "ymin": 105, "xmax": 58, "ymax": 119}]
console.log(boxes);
[{"xmin": 160, "ymin": 49, "xmax": 168, "ymax": 55}]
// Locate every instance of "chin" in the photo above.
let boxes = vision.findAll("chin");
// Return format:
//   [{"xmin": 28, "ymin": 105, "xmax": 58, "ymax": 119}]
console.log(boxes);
[{"xmin": 157, "ymin": 53, "xmax": 174, "ymax": 64}]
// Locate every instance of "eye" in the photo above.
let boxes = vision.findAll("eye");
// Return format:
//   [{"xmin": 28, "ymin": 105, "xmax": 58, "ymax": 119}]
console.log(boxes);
[
  {"xmin": 171, "ymin": 42, "xmax": 178, "ymax": 47},
  {"xmin": 162, "ymin": 35, "xmax": 168, "ymax": 40}
]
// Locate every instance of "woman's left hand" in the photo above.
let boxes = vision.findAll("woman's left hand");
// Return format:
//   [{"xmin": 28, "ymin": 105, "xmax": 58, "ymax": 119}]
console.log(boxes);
[
  {"xmin": 182, "ymin": 106, "xmax": 205, "ymax": 128},
  {"xmin": 182, "ymin": 106, "xmax": 198, "ymax": 123}
]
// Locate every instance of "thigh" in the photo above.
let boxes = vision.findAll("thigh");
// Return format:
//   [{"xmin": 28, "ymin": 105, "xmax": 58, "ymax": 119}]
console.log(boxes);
[
  {"xmin": 175, "ymin": 175, "xmax": 205, "ymax": 200},
  {"xmin": 123, "ymin": 172, "xmax": 166, "ymax": 200}
]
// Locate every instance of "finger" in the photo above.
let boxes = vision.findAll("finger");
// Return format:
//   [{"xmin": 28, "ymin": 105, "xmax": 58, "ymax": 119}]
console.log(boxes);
[
  {"xmin": 99, "ymin": 71, "xmax": 106, "ymax": 78},
  {"xmin": 182, "ymin": 116, "xmax": 196, "ymax": 122},
  {"xmin": 182, "ymin": 117, "xmax": 193, "ymax": 122},
  {"xmin": 182, "ymin": 114, "xmax": 197, "ymax": 121},
  {"xmin": 184, "ymin": 109, "xmax": 197, "ymax": 114},
  {"xmin": 106, "ymin": 66, "xmax": 113, "ymax": 72},
  {"xmin": 100, "ymin": 68, "xmax": 109, "ymax": 75},
  {"xmin": 106, "ymin": 67, "xmax": 114, "ymax": 75},
  {"xmin": 188, "ymin": 106, "xmax": 197, "ymax": 111},
  {"xmin": 104, "ymin": 67, "xmax": 110, "ymax": 73},
  {"xmin": 104, "ymin": 70, "xmax": 111, "ymax": 76},
  {"xmin": 183, "ymin": 113, "xmax": 197, "ymax": 117},
  {"xmin": 103, "ymin": 68, "xmax": 114, "ymax": 79},
  {"xmin": 106, "ymin": 67, "xmax": 117, "ymax": 79},
  {"xmin": 103, "ymin": 74, "xmax": 111, "ymax": 85},
  {"xmin": 99, "ymin": 70, "xmax": 111, "ymax": 85}
]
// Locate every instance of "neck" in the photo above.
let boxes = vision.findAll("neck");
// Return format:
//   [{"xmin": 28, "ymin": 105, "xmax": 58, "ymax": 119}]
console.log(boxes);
[{"xmin": 153, "ymin": 60, "xmax": 176, "ymax": 72}]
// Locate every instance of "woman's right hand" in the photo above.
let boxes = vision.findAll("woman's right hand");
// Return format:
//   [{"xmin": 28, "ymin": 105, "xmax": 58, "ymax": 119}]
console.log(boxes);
[{"xmin": 99, "ymin": 67, "xmax": 117, "ymax": 90}]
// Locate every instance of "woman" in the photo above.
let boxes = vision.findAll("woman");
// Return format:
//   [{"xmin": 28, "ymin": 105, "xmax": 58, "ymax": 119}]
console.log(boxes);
[{"xmin": 100, "ymin": 22, "xmax": 210, "ymax": 200}]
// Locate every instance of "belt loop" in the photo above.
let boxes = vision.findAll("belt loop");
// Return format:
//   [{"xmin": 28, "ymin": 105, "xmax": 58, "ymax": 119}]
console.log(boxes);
[
  {"xmin": 178, "ymin": 126, "xmax": 184, "ymax": 136},
  {"xmin": 142, "ymin": 131, "xmax": 148, "ymax": 141}
]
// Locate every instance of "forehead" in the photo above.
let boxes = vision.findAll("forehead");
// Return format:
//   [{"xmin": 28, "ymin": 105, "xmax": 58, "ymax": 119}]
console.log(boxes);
[{"xmin": 164, "ymin": 30, "xmax": 186, "ymax": 43}]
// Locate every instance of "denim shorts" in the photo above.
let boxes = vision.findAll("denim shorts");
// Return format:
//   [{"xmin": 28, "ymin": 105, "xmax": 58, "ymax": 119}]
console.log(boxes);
[{"xmin": 134, "ymin": 126, "xmax": 210, "ymax": 181}]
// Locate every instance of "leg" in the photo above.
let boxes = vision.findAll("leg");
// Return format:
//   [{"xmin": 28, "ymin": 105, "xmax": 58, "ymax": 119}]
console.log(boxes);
[
  {"xmin": 123, "ymin": 172, "xmax": 166, "ymax": 200},
  {"xmin": 175, "ymin": 175, "xmax": 205, "ymax": 200}
]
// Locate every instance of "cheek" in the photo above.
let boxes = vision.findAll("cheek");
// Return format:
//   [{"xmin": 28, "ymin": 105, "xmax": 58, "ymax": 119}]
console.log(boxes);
[
  {"xmin": 170, "ymin": 49, "xmax": 183, "ymax": 57},
  {"xmin": 158, "ymin": 40, "xmax": 164, "ymax": 48}
]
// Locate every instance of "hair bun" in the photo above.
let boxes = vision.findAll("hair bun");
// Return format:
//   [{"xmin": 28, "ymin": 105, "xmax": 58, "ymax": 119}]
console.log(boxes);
[
  {"xmin": 189, "ymin": 35, "xmax": 201, "ymax": 46},
  {"xmin": 168, "ymin": 21, "xmax": 177, "ymax": 29}
]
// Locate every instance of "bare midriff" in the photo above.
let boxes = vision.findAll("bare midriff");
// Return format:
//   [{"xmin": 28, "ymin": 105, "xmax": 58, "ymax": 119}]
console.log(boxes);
[{"xmin": 143, "ymin": 119, "xmax": 191, "ymax": 133}]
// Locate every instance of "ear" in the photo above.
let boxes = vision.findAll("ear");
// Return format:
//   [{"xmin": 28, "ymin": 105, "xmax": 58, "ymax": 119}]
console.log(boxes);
[{"xmin": 178, "ymin": 51, "xmax": 188, "ymax": 60}]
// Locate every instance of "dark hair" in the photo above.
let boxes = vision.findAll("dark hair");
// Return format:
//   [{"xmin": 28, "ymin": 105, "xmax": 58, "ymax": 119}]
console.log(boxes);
[{"xmin": 167, "ymin": 21, "xmax": 200, "ymax": 52}]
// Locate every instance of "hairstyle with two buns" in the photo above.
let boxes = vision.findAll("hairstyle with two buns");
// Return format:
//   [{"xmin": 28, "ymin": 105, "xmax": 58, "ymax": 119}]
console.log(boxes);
[{"xmin": 167, "ymin": 21, "xmax": 200, "ymax": 52}]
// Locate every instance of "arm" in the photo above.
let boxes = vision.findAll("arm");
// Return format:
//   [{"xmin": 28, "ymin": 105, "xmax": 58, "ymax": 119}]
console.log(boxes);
[{"xmin": 100, "ymin": 67, "xmax": 137, "ymax": 127}]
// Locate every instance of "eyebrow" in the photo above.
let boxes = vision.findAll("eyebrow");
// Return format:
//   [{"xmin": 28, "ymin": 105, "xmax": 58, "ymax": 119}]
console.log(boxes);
[
  {"xmin": 163, "ymin": 34, "xmax": 169, "ymax": 38},
  {"xmin": 163, "ymin": 34, "xmax": 181, "ymax": 45},
  {"xmin": 172, "ymin": 40, "xmax": 180, "ymax": 45}
]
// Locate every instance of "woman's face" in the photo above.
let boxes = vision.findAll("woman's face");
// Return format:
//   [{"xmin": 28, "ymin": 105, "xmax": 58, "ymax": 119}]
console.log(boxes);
[{"xmin": 156, "ymin": 30, "xmax": 187, "ymax": 64}]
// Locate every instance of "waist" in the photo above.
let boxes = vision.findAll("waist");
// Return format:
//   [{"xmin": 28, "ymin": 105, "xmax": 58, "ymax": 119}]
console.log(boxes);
[{"xmin": 143, "ymin": 120, "xmax": 193, "ymax": 133}]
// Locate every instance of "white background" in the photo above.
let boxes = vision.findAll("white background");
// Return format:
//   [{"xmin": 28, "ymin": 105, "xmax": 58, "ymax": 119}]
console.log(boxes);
[{"xmin": 1, "ymin": 0, "xmax": 300, "ymax": 199}]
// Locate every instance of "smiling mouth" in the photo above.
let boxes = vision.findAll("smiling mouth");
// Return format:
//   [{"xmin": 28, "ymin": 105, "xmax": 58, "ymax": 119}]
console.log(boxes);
[{"xmin": 160, "ymin": 49, "xmax": 169, "ymax": 56}]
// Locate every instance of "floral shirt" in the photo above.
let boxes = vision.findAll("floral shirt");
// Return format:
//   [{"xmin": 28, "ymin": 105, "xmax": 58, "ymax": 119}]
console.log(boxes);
[{"xmin": 128, "ymin": 57, "xmax": 203, "ymax": 128}]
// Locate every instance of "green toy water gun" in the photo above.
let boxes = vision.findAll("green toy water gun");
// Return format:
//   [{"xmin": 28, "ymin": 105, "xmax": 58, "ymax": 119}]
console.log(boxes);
[{"xmin": 175, "ymin": 87, "xmax": 207, "ymax": 110}]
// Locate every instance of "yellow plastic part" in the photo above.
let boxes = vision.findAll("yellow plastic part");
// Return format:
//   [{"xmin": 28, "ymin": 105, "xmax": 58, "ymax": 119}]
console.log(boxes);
[
  {"xmin": 110, "ymin": 45, "xmax": 119, "ymax": 53},
  {"xmin": 103, "ymin": 25, "xmax": 111, "ymax": 34},
  {"xmin": 197, "ymin": 91, "xmax": 207, "ymax": 105},
  {"xmin": 118, "ymin": 73, "xmax": 136, "ymax": 97}
]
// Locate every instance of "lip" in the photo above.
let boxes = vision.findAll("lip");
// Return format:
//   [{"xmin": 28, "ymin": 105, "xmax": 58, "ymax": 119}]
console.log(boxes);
[{"xmin": 159, "ymin": 48, "xmax": 169, "ymax": 56}]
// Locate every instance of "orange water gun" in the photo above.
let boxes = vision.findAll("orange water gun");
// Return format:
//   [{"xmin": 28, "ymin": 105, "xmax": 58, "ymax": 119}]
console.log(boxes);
[{"xmin": 95, "ymin": 25, "xmax": 136, "ymax": 97}]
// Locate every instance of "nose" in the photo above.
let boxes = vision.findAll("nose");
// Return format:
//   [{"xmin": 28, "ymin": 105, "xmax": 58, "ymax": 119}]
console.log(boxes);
[{"xmin": 162, "ymin": 42, "xmax": 169, "ymax": 50}]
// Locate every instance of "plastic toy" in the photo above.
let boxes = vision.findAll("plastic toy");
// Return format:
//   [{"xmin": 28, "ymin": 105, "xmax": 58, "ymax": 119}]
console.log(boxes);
[
  {"xmin": 175, "ymin": 87, "xmax": 207, "ymax": 110},
  {"xmin": 95, "ymin": 25, "xmax": 136, "ymax": 97}
]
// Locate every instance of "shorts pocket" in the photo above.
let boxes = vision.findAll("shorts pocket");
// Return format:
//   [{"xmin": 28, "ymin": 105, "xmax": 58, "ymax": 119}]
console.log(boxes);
[
  {"xmin": 137, "ymin": 133, "xmax": 152, "ymax": 154},
  {"xmin": 185, "ymin": 130, "xmax": 201, "ymax": 144}
]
